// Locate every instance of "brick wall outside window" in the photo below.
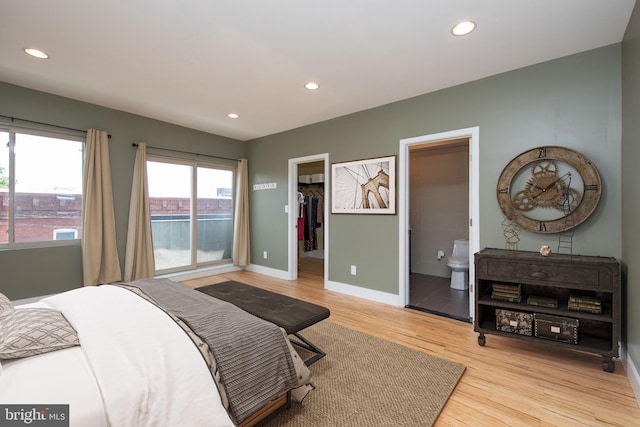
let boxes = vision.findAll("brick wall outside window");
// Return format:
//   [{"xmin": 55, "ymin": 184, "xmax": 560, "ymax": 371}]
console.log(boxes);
[{"xmin": 0, "ymin": 192, "xmax": 232, "ymax": 243}]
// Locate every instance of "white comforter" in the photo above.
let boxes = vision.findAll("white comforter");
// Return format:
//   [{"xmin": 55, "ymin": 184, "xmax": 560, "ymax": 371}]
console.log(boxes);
[{"xmin": 0, "ymin": 285, "xmax": 234, "ymax": 427}]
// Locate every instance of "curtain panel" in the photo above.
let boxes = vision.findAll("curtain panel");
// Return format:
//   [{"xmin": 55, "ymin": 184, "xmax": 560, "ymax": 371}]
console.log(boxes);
[
  {"xmin": 233, "ymin": 158, "xmax": 250, "ymax": 266},
  {"xmin": 124, "ymin": 142, "xmax": 155, "ymax": 281},
  {"xmin": 81, "ymin": 129, "xmax": 122, "ymax": 285}
]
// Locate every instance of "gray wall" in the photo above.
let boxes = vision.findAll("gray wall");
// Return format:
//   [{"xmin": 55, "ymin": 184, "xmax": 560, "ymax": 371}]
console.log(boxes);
[
  {"xmin": 0, "ymin": 82, "xmax": 244, "ymax": 299},
  {"xmin": 622, "ymin": 1, "xmax": 640, "ymax": 386},
  {"xmin": 410, "ymin": 144, "xmax": 469, "ymax": 278},
  {"xmin": 246, "ymin": 44, "xmax": 622, "ymax": 296}
]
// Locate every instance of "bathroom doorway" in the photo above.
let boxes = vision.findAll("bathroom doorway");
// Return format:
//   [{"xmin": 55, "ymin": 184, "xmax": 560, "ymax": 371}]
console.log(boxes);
[
  {"xmin": 408, "ymin": 140, "xmax": 470, "ymax": 321},
  {"xmin": 398, "ymin": 127, "xmax": 480, "ymax": 323}
]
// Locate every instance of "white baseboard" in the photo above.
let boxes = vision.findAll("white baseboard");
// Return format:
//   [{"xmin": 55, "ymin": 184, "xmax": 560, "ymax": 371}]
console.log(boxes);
[
  {"xmin": 326, "ymin": 280, "xmax": 400, "ymax": 306},
  {"xmin": 245, "ymin": 264, "xmax": 291, "ymax": 280},
  {"xmin": 621, "ymin": 343, "xmax": 640, "ymax": 408},
  {"xmin": 244, "ymin": 265, "xmax": 400, "ymax": 306}
]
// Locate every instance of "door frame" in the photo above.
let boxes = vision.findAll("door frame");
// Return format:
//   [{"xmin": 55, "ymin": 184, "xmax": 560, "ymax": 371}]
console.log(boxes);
[
  {"xmin": 398, "ymin": 127, "xmax": 480, "ymax": 320},
  {"xmin": 287, "ymin": 153, "xmax": 329, "ymax": 284}
]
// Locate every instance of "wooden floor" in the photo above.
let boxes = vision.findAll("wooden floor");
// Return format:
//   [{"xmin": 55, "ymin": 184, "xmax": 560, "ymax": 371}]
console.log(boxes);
[{"xmin": 183, "ymin": 258, "xmax": 640, "ymax": 426}]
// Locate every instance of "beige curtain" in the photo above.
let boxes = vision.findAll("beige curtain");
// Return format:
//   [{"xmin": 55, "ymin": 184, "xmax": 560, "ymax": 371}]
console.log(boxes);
[
  {"xmin": 124, "ymin": 142, "xmax": 155, "ymax": 281},
  {"xmin": 233, "ymin": 158, "xmax": 250, "ymax": 266},
  {"xmin": 82, "ymin": 129, "xmax": 122, "ymax": 286}
]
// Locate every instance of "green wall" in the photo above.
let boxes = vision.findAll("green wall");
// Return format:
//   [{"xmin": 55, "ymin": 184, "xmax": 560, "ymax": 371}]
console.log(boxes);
[
  {"xmin": 247, "ymin": 45, "xmax": 623, "ymax": 296},
  {"xmin": 622, "ymin": 1, "xmax": 640, "ymax": 383},
  {"xmin": 0, "ymin": 82, "xmax": 244, "ymax": 300}
]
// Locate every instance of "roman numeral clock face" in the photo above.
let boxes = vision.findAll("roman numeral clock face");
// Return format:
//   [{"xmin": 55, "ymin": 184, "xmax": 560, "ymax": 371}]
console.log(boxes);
[{"xmin": 496, "ymin": 146, "xmax": 602, "ymax": 234}]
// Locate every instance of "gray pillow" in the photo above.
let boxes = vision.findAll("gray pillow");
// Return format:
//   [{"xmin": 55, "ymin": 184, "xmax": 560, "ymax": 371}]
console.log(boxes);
[
  {"xmin": 0, "ymin": 308, "xmax": 80, "ymax": 359},
  {"xmin": 0, "ymin": 293, "xmax": 13, "ymax": 320}
]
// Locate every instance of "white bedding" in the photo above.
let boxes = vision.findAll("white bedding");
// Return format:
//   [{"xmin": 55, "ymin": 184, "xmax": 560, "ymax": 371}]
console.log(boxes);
[
  {"xmin": 0, "ymin": 285, "xmax": 235, "ymax": 427},
  {"xmin": 0, "ymin": 347, "xmax": 108, "ymax": 426}
]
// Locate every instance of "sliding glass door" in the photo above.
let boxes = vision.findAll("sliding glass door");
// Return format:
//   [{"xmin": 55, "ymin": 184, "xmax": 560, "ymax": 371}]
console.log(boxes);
[{"xmin": 147, "ymin": 158, "xmax": 234, "ymax": 274}]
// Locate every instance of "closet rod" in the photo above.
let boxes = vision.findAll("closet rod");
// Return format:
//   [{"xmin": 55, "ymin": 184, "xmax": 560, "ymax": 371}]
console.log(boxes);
[
  {"xmin": 132, "ymin": 143, "xmax": 239, "ymax": 162},
  {"xmin": 0, "ymin": 114, "xmax": 111, "ymax": 138}
]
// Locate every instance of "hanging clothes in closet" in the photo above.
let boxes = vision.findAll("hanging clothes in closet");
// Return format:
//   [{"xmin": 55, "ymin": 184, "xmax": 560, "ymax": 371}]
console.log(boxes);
[
  {"xmin": 298, "ymin": 187, "xmax": 323, "ymax": 252},
  {"xmin": 297, "ymin": 191, "xmax": 305, "ymax": 241}
]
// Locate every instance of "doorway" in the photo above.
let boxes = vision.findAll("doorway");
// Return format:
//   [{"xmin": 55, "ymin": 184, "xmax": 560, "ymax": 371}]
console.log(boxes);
[
  {"xmin": 399, "ymin": 127, "xmax": 480, "ymax": 322},
  {"xmin": 407, "ymin": 140, "xmax": 470, "ymax": 321},
  {"xmin": 288, "ymin": 154, "xmax": 329, "ymax": 285}
]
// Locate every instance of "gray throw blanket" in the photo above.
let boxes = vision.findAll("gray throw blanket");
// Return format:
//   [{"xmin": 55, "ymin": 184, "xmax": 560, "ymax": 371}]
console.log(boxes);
[{"xmin": 118, "ymin": 278, "xmax": 299, "ymax": 424}]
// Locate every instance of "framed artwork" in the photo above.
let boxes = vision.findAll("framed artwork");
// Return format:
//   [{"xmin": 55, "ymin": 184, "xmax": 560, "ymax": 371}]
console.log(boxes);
[{"xmin": 331, "ymin": 155, "xmax": 396, "ymax": 214}]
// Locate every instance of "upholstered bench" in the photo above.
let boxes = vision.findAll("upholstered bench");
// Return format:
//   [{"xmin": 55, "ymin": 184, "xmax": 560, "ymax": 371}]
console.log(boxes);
[{"xmin": 197, "ymin": 281, "xmax": 330, "ymax": 365}]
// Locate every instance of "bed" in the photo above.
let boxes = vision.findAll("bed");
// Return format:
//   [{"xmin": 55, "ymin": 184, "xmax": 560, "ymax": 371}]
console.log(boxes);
[{"xmin": 0, "ymin": 279, "xmax": 313, "ymax": 427}]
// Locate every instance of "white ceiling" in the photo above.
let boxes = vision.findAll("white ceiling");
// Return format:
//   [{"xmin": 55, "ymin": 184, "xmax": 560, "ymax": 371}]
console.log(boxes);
[{"xmin": 0, "ymin": 1, "xmax": 636, "ymax": 141}]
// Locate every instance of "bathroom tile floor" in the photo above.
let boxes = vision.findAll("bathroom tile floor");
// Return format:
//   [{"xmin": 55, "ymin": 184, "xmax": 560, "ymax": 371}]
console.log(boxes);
[{"xmin": 407, "ymin": 273, "xmax": 470, "ymax": 322}]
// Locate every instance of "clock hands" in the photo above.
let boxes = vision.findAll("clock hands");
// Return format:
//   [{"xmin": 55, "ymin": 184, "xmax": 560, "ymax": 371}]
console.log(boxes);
[
  {"xmin": 531, "ymin": 172, "xmax": 571, "ymax": 199},
  {"xmin": 543, "ymin": 171, "xmax": 571, "ymax": 191}
]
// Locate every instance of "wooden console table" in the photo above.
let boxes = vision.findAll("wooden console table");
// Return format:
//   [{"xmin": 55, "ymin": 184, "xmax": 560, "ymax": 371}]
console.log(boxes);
[{"xmin": 474, "ymin": 248, "xmax": 620, "ymax": 372}]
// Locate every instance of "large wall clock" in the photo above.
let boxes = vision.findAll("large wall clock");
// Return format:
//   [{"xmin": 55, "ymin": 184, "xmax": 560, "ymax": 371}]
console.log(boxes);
[{"xmin": 496, "ymin": 146, "xmax": 602, "ymax": 234}]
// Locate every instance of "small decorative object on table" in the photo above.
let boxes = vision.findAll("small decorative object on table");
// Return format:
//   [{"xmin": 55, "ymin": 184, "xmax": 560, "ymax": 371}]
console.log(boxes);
[
  {"xmin": 540, "ymin": 245, "xmax": 551, "ymax": 256},
  {"xmin": 501, "ymin": 218, "xmax": 521, "ymax": 252}
]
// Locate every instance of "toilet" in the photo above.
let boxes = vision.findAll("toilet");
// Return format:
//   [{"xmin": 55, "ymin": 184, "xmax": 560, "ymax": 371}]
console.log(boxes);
[{"xmin": 447, "ymin": 239, "xmax": 469, "ymax": 290}]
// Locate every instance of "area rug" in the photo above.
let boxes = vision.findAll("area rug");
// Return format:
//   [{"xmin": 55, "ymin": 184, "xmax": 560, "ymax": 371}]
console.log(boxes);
[{"xmin": 261, "ymin": 321, "xmax": 465, "ymax": 427}]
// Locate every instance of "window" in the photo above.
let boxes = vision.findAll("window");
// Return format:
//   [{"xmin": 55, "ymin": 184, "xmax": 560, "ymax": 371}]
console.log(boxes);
[
  {"xmin": 0, "ymin": 129, "xmax": 84, "ymax": 247},
  {"xmin": 147, "ymin": 157, "xmax": 234, "ymax": 273}
]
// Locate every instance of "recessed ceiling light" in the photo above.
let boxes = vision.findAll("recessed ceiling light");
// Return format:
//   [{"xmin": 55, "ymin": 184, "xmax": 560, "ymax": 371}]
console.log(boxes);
[
  {"xmin": 24, "ymin": 48, "xmax": 49, "ymax": 59},
  {"xmin": 227, "ymin": 113, "xmax": 239, "ymax": 119},
  {"xmin": 451, "ymin": 21, "xmax": 476, "ymax": 36},
  {"xmin": 304, "ymin": 82, "xmax": 319, "ymax": 90}
]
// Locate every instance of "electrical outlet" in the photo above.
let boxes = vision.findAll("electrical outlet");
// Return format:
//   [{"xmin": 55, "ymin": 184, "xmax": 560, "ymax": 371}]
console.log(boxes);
[
  {"xmin": 350, "ymin": 265, "xmax": 357, "ymax": 275},
  {"xmin": 263, "ymin": 251, "xmax": 268, "ymax": 259}
]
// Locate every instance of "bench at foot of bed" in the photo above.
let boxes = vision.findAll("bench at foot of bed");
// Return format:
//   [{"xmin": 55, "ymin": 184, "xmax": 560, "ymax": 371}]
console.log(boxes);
[{"xmin": 197, "ymin": 281, "xmax": 330, "ymax": 366}]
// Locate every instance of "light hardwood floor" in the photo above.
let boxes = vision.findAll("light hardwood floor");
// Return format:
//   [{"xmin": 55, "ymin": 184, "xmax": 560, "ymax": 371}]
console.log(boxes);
[{"xmin": 183, "ymin": 258, "xmax": 640, "ymax": 426}]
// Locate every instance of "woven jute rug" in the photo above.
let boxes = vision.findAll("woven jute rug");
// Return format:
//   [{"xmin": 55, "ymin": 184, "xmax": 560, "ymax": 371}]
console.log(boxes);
[{"xmin": 261, "ymin": 321, "xmax": 465, "ymax": 427}]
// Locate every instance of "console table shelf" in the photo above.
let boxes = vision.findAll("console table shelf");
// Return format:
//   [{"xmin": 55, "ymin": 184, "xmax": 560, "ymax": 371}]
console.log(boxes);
[
  {"xmin": 477, "ymin": 295, "xmax": 614, "ymax": 322},
  {"xmin": 477, "ymin": 319, "xmax": 613, "ymax": 353},
  {"xmin": 474, "ymin": 248, "xmax": 620, "ymax": 372}
]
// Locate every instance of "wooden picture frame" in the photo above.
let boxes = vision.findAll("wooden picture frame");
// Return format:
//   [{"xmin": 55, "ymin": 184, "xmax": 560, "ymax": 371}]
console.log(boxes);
[{"xmin": 331, "ymin": 155, "xmax": 396, "ymax": 214}]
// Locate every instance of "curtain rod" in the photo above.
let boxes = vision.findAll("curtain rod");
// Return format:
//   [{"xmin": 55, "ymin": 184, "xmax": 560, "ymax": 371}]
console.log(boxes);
[
  {"xmin": 132, "ymin": 143, "xmax": 239, "ymax": 162},
  {"xmin": 0, "ymin": 114, "xmax": 111, "ymax": 138}
]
